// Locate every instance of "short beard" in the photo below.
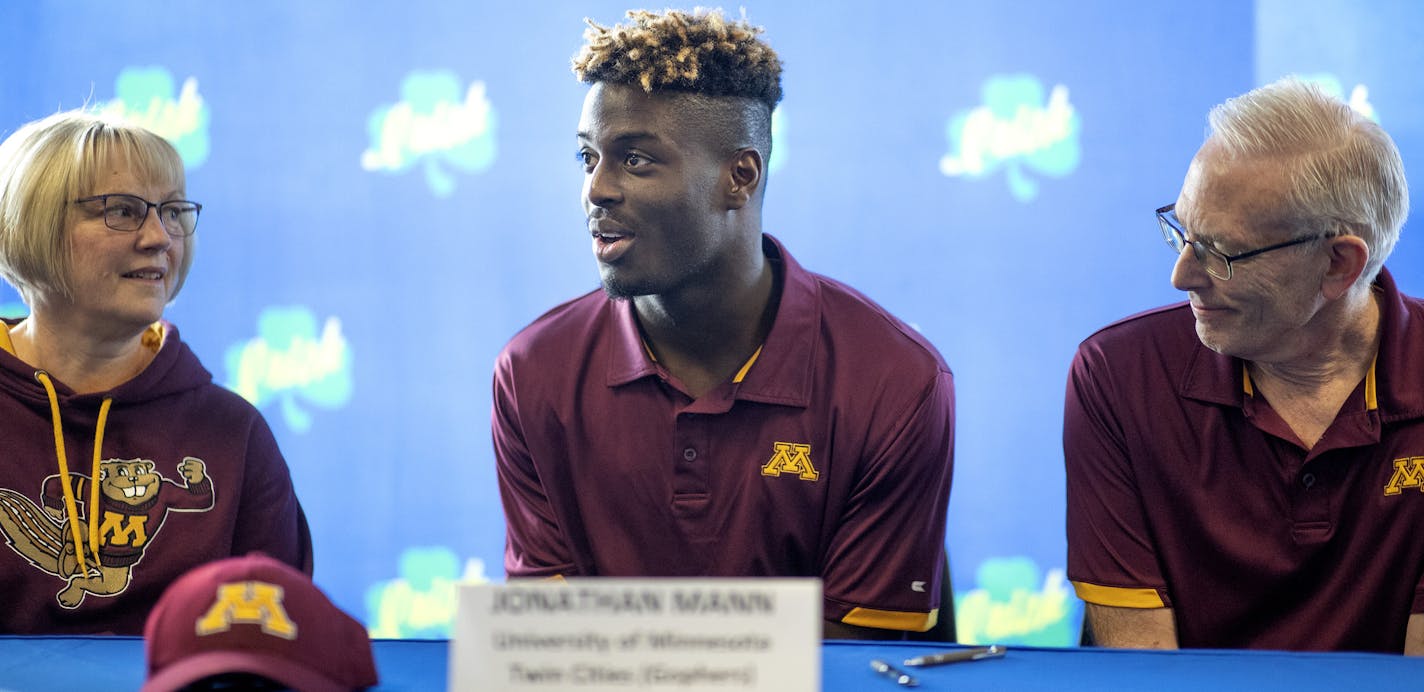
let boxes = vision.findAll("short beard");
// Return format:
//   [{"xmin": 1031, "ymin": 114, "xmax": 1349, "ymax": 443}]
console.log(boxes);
[
  {"xmin": 601, "ymin": 281, "xmax": 633, "ymax": 300},
  {"xmin": 599, "ymin": 273, "xmax": 642, "ymax": 300}
]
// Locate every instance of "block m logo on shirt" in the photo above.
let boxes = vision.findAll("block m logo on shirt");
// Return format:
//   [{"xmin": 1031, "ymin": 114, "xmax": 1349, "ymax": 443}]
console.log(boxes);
[
  {"xmin": 1384, "ymin": 457, "xmax": 1424, "ymax": 495},
  {"xmin": 196, "ymin": 581, "xmax": 298, "ymax": 639},
  {"xmin": 761, "ymin": 442, "xmax": 819, "ymax": 481}
]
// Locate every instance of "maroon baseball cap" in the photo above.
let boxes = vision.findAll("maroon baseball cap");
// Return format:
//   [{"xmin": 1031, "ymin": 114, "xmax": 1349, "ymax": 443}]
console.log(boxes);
[{"xmin": 143, "ymin": 553, "xmax": 378, "ymax": 692}]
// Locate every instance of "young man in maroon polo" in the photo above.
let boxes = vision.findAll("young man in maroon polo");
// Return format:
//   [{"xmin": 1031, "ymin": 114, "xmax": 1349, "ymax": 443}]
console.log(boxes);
[
  {"xmin": 1065, "ymin": 77, "xmax": 1424, "ymax": 653},
  {"xmin": 491, "ymin": 9, "xmax": 955, "ymax": 640}
]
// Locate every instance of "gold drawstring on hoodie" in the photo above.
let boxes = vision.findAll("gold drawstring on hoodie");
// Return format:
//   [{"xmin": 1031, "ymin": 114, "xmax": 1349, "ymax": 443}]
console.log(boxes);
[
  {"xmin": 3, "ymin": 321, "xmax": 160, "ymax": 575},
  {"xmin": 34, "ymin": 371, "xmax": 112, "ymax": 575}
]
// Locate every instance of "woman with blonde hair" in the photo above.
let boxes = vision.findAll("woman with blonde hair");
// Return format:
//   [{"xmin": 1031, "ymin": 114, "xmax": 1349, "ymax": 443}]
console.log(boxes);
[{"xmin": 0, "ymin": 110, "xmax": 310, "ymax": 634}]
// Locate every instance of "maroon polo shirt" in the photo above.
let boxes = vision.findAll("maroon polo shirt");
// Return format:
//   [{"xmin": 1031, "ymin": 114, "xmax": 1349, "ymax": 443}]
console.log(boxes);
[
  {"xmin": 493, "ymin": 234, "xmax": 955, "ymax": 631},
  {"xmin": 1065, "ymin": 268, "xmax": 1424, "ymax": 652}
]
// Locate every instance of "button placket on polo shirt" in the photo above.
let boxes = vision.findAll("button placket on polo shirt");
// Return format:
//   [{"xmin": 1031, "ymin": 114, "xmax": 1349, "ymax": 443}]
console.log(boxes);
[
  {"xmin": 1290, "ymin": 456, "xmax": 1334, "ymax": 543},
  {"xmin": 671, "ymin": 408, "xmax": 711, "ymax": 528}
]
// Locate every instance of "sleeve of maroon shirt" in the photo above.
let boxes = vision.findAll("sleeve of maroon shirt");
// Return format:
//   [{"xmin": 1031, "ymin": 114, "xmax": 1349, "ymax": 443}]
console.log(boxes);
[
  {"xmin": 1064, "ymin": 340, "xmax": 1171, "ymax": 609},
  {"xmin": 820, "ymin": 369, "xmax": 955, "ymax": 631},
  {"xmin": 492, "ymin": 352, "xmax": 577, "ymax": 578}
]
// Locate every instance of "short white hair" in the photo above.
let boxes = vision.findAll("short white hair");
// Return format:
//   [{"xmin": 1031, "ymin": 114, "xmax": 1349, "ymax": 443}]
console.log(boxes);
[{"xmin": 1207, "ymin": 76, "xmax": 1408, "ymax": 284}]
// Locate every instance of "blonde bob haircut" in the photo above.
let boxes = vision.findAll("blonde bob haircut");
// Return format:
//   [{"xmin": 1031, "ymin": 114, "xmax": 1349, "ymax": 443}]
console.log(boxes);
[{"xmin": 0, "ymin": 109, "xmax": 194, "ymax": 305}]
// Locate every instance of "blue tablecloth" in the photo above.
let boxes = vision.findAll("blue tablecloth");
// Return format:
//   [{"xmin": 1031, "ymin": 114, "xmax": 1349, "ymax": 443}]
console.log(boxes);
[{"xmin": 2, "ymin": 637, "xmax": 1422, "ymax": 690}]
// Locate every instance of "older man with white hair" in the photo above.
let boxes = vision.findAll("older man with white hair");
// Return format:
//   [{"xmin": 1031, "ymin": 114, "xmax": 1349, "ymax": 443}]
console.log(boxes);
[{"xmin": 1065, "ymin": 76, "xmax": 1422, "ymax": 653}]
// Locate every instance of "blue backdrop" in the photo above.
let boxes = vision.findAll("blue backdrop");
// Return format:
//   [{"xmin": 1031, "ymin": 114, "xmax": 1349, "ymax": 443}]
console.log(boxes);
[{"xmin": 2, "ymin": 0, "xmax": 1420, "ymax": 644}]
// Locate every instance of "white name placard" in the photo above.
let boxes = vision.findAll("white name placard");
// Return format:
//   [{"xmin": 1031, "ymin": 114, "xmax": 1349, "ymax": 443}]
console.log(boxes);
[{"xmin": 450, "ymin": 578, "xmax": 820, "ymax": 692}]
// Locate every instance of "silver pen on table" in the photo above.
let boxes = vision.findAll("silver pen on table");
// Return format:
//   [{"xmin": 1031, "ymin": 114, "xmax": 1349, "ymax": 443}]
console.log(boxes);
[
  {"xmin": 903, "ymin": 644, "xmax": 1007, "ymax": 667},
  {"xmin": 870, "ymin": 659, "xmax": 919, "ymax": 686}
]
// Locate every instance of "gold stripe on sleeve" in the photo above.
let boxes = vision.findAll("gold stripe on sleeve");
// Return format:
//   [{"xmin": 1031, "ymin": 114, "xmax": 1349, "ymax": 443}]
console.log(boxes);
[
  {"xmin": 842, "ymin": 606, "xmax": 938, "ymax": 632},
  {"xmin": 1071, "ymin": 580, "xmax": 1166, "ymax": 608}
]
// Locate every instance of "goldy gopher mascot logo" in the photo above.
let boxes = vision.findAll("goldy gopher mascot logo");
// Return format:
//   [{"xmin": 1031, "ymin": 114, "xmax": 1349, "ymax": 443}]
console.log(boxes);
[{"xmin": 0, "ymin": 457, "xmax": 215, "ymax": 607}]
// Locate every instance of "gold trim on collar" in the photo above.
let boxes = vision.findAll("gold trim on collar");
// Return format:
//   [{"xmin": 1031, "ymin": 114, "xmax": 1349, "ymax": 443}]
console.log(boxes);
[
  {"xmin": 638, "ymin": 339, "xmax": 764, "ymax": 385},
  {"xmin": 1366, "ymin": 356, "xmax": 1378, "ymax": 411},
  {"xmin": 732, "ymin": 345, "xmax": 763, "ymax": 384},
  {"xmin": 141, "ymin": 322, "xmax": 165, "ymax": 353},
  {"xmin": 1243, "ymin": 357, "xmax": 1378, "ymax": 410},
  {"xmin": 0, "ymin": 321, "xmax": 161, "ymax": 356}
]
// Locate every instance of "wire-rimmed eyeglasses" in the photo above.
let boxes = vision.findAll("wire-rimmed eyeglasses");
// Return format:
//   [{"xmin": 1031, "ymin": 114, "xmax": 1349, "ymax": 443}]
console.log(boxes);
[
  {"xmin": 1156, "ymin": 203, "xmax": 1329, "ymax": 281},
  {"xmin": 72, "ymin": 193, "xmax": 202, "ymax": 237}
]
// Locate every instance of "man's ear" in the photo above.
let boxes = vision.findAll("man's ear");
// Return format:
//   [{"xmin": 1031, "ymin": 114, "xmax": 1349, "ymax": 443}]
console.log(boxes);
[
  {"xmin": 1320, "ymin": 234, "xmax": 1371, "ymax": 300},
  {"xmin": 725, "ymin": 148, "xmax": 763, "ymax": 210}
]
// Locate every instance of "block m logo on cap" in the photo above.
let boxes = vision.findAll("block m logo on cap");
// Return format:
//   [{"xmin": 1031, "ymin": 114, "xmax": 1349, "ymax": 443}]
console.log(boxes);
[
  {"xmin": 761, "ymin": 442, "xmax": 819, "ymax": 481},
  {"xmin": 195, "ymin": 581, "xmax": 298, "ymax": 639}
]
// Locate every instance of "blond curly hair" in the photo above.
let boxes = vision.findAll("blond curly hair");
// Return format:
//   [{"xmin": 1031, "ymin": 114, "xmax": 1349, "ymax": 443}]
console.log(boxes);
[{"xmin": 572, "ymin": 8, "xmax": 782, "ymax": 110}]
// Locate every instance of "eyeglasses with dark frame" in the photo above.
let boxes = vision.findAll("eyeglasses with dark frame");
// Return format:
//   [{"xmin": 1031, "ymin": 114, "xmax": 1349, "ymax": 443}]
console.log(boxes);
[
  {"xmin": 72, "ymin": 193, "xmax": 202, "ymax": 237},
  {"xmin": 1155, "ymin": 203, "xmax": 1330, "ymax": 281}
]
